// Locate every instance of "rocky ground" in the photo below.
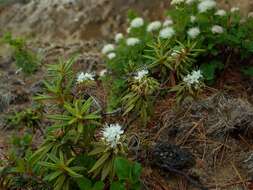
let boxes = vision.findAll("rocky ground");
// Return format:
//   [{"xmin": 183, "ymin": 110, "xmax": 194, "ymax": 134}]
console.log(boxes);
[{"xmin": 1, "ymin": 0, "xmax": 253, "ymax": 190}]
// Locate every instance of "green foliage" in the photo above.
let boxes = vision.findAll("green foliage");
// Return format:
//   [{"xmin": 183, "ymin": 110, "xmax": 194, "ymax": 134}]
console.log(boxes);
[
  {"xmin": 88, "ymin": 137, "xmax": 127, "ymax": 181},
  {"xmin": 122, "ymin": 75, "xmax": 159, "ymax": 126},
  {"xmin": 76, "ymin": 177, "xmax": 104, "ymax": 190},
  {"xmin": 35, "ymin": 56, "xmax": 76, "ymax": 105},
  {"xmin": 3, "ymin": 33, "xmax": 40, "ymax": 74},
  {"xmin": 1, "ymin": 56, "xmax": 142, "ymax": 190},
  {"xmin": 145, "ymin": 40, "xmax": 202, "ymax": 81},
  {"xmin": 39, "ymin": 151, "xmax": 84, "ymax": 190},
  {"xmin": 241, "ymin": 66, "xmax": 253, "ymax": 77},
  {"xmin": 200, "ymin": 60, "xmax": 224, "ymax": 82},
  {"xmin": 0, "ymin": 0, "xmax": 30, "ymax": 5},
  {"xmin": 5, "ymin": 104, "xmax": 43, "ymax": 131},
  {"xmin": 113, "ymin": 157, "xmax": 142, "ymax": 190},
  {"xmin": 48, "ymin": 98, "xmax": 101, "ymax": 141},
  {"xmin": 0, "ymin": 132, "xmax": 51, "ymax": 190},
  {"xmin": 102, "ymin": 0, "xmax": 253, "ymax": 117}
]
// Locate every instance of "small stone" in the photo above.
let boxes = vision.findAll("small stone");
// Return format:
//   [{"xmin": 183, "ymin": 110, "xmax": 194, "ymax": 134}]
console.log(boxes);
[{"xmin": 152, "ymin": 143, "xmax": 195, "ymax": 170}]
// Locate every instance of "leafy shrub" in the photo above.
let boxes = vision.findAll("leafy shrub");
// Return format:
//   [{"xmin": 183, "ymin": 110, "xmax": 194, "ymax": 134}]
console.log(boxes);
[
  {"xmin": 1, "ymin": 57, "xmax": 142, "ymax": 190},
  {"xmin": 3, "ymin": 33, "xmax": 40, "ymax": 74},
  {"xmin": 101, "ymin": 0, "xmax": 253, "ymax": 120}
]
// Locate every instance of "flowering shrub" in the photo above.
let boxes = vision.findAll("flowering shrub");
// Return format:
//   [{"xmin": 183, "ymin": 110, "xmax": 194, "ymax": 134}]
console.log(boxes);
[
  {"xmin": 1, "ymin": 57, "xmax": 141, "ymax": 190},
  {"xmin": 102, "ymin": 0, "xmax": 253, "ymax": 120}
]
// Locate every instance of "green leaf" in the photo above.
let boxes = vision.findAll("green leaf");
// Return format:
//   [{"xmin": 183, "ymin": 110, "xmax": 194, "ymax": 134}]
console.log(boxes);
[
  {"xmin": 242, "ymin": 66, "xmax": 253, "ymax": 77},
  {"xmin": 55, "ymin": 175, "xmax": 66, "ymax": 190},
  {"xmin": 101, "ymin": 160, "xmax": 112, "ymax": 180},
  {"xmin": 89, "ymin": 152, "xmax": 110, "ymax": 173},
  {"xmin": 200, "ymin": 61, "xmax": 224, "ymax": 81},
  {"xmin": 81, "ymin": 98, "xmax": 93, "ymax": 114},
  {"xmin": 131, "ymin": 162, "xmax": 142, "ymax": 183},
  {"xmin": 92, "ymin": 181, "xmax": 105, "ymax": 190},
  {"xmin": 114, "ymin": 157, "xmax": 131, "ymax": 180},
  {"xmin": 75, "ymin": 177, "xmax": 92, "ymax": 190},
  {"xmin": 110, "ymin": 181, "xmax": 126, "ymax": 190},
  {"xmin": 39, "ymin": 161, "xmax": 58, "ymax": 170},
  {"xmin": 64, "ymin": 167, "xmax": 83, "ymax": 178},
  {"xmin": 89, "ymin": 146, "xmax": 106, "ymax": 156},
  {"xmin": 44, "ymin": 171, "xmax": 62, "ymax": 181}
]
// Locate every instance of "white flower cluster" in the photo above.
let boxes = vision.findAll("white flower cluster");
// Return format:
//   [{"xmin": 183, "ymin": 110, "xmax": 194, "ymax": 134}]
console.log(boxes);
[
  {"xmin": 130, "ymin": 17, "xmax": 144, "ymax": 28},
  {"xmin": 211, "ymin": 25, "xmax": 224, "ymax": 34},
  {"xmin": 190, "ymin": 15, "xmax": 196, "ymax": 23},
  {"xmin": 77, "ymin": 72, "xmax": 95, "ymax": 83},
  {"xmin": 231, "ymin": 7, "xmax": 239, "ymax": 13},
  {"xmin": 159, "ymin": 27, "xmax": 175, "ymax": 39},
  {"xmin": 134, "ymin": 69, "xmax": 149, "ymax": 81},
  {"xmin": 102, "ymin": 44, "xmax": 114, "ymax": 54},
  {"xmin": 215, "ymin": 9, "xmax": 226, "ymax": 16},
  {"xmin": 183, "ymin": 70, "xmax": 203, "ymax": 87},
  {"xmin": 147, "ymin": 21, "xmax": 162, "ymax": 32},
  {"xmin": 126, "ymin": 37, "xmax": 140, "ymax": 46},
  {"xmin": 171, "ymin": 0, "xmax": 185, "ymax": 5},
  {"xmin": 102, "ymin": 124, "xmax": 124, "ymax": 148},
  {"xmin": 186, "ymin": 0, "xmax": 195, "ymax": 5},
  {"xmin": 187, "ymin": 27, "xmax": 200, "ymax": 39},
  {"xmin": 115, "ymin": 33, "xmax": 124, "ymax": 43},
  {"xmin": 102, "ymin": 44, "xmax": 116, "ymax": 60},
  {"xmin": 163, "ymin": 19, "xmax": 173, "ymax": 27},
  {"xmin": 198, "ymin": 0, "xmax": 216, "ymax": 13},
  {"xmin": 99, "ymin": 69, "xmax": 107, "ymax": 77},
  {"xmin": 107, "ymin": 53, "xmax": 116, "ymax": 59}
]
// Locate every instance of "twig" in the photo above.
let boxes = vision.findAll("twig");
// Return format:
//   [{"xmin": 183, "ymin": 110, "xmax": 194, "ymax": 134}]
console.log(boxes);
[
  {"xmin": 230, "ymin": 161, "xmax": 247, "ymax": 190},
  {"xmin": 177, "ymin": 119, "xmax": 204, "ymax": 145},
  {"xmin": 206, "ymin": 179, "xmax": 250, "ymax": 189},
  {"xmin": 102, "ymin": 108, "xmax": 122, "ymax": 116}
]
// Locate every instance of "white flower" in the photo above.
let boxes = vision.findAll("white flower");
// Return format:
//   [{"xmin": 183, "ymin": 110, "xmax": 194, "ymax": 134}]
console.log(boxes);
[
  {"xmin": 107, "ymin": 52, "xmax": 116, "ymax": 60},
  {"xmin": 130, "ymin": 17, "xmax": 144, "ymax": 28},
  {"xmin": 190, "ymin": 15, "xmax": 196, "ymax": 23},
  {"xmin": 115, "ymin": 33, "xmax": 124, "ymax": 43},
  {"xmin": 215, "ymin": 9, "xmax": 226, "ymax": 16},
  {"xmin": 159, "ymin": 27, "xmax": 175, "ymax": 39},
  {"xmin": 187, "ymin": 27, "xmax": 200, "ymax": 39},
  {"xmin": 127, "ymin": 27, "xmax": 131, "ymax": 33},
  {"xmin": 171, "ymin": 0, "xmax": 185, "ymax": 5},
  {"xmin": 147, "ymin": 21, "xmax": 162, "ymax": 32},
  {"xmin": 198, "ymin": 0, "xmax": 216, "ymax": 13},
  {"xmin": 186, "ymin": 0, "xmax": 195, "ymax": 5},
  {"xmin": 231, "ymin": 7, "xmax": 239, "ymax": 13},
  {"xmin": 183, "ymin": 70, "xmax": 202, "ymax": 86},
  {"xmin": 77, "ymin": 72, "xmax": 95, "ymax": 83},
  {"xmin": 99, "ymin": 69, "xmax": 107, "ymax": 77},
  {"xmin": 134, "ymin": 69, "xmax": 149, "ymax": 80},
  {"xmin": 126, "ymin": 38, "xmax": 140, "ymax": 46},
  {"xmin": 211, "ymin": 25, "xmax": 224, "ymax": 34},
  {"xmin": 102, "ymin": 124, "xmax": 124, "ymax": 148},
  {"xmin": 163, "ymin": 19, "xmax": 173, "ymax": 27},
  {"xmin": 102, "ymin": 44, "xmax": 115, "ymax": 54},
  {"xmin": 248, "ymin": 12, "xmax": 253, "ymax": 18}
]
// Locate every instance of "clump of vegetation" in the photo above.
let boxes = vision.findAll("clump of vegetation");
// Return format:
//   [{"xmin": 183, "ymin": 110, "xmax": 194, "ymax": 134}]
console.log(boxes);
[
  {"xmin": 101, "ymin": 0, "xmax": 253, "ymax": 124},
  {"xmin": 3, "ymin": 33, "xmax": 40, "ymax": 75},
  {"xmin": 0, "ymin": 57, "xmax": 142, "ymax": 190},
  {"xmin": 0, "ymin": 0, "xmax": 30, "ymax": 5},
  {"xmin": 5, "ymin": 104, "xmax": 43, "ymax": 132}
]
